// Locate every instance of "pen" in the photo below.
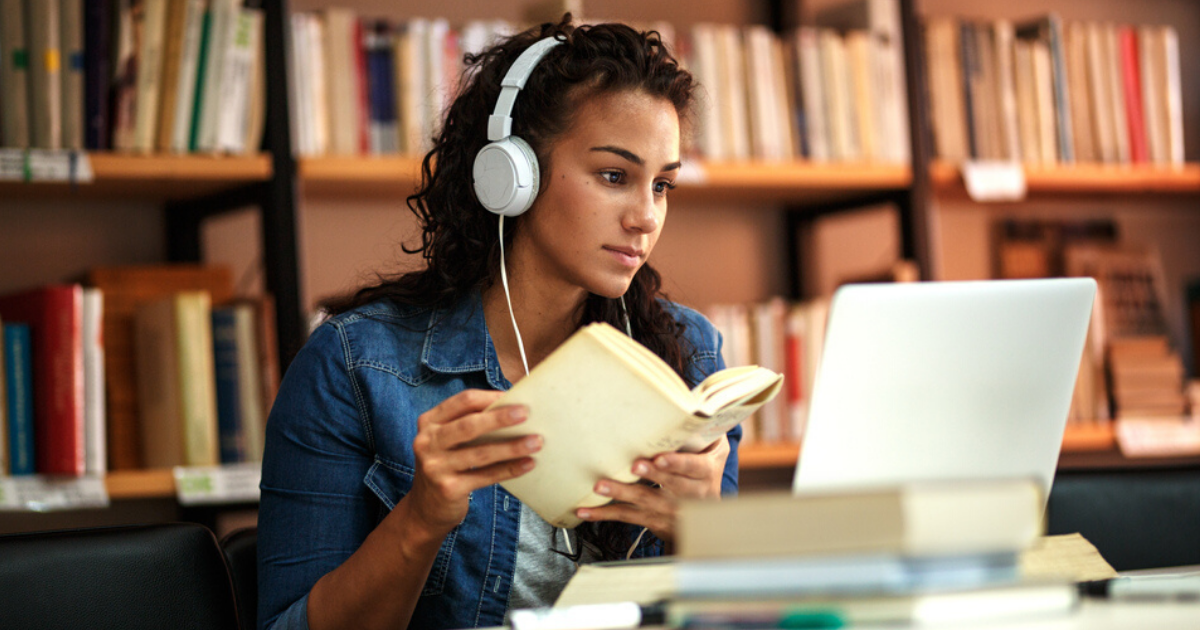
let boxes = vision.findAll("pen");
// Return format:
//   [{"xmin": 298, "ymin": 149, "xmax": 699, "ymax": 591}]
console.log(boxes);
[
  {"xmin": 506, "ymin": 601, "xmax": 665, "ymax": 630},
  {"xmin": 678, "ymin": 609, "xmax": 846, "ymax": 629},
  {"xmin": 1080, "ymin": 574, "xmax": 1200, "ymax": 601}
]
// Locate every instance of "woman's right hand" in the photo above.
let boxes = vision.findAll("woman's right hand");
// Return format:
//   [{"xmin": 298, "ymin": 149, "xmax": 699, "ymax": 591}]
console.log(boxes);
[{"xmin": 406, "ymin": 389, "xmax": 541, "ymax": 536}]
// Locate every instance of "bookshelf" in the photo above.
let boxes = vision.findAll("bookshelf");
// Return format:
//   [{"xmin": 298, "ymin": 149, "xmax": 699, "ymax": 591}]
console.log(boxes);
[
  {"xmin": 4, "ymin": 0, "xmax": 1200, "ymax": 512},
  {"xmin": 0, "ymin": 154, "xmax": 273, "ymax": 200},
  {"xmin": 929, "ymin": 160, "xmax": 1200, "ymax": 196}
]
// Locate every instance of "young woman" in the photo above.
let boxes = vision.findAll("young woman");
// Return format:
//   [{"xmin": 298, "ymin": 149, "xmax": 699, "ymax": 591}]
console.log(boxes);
[{"xmin": 258, "ymin": 17, "xmax": 741, "ymax": 630}]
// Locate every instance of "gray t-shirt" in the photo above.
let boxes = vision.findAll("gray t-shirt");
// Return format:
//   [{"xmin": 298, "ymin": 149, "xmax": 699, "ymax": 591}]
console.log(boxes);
[{"xmin": 507, "ymin": 504, "xmax": 602, "ymax": 612}]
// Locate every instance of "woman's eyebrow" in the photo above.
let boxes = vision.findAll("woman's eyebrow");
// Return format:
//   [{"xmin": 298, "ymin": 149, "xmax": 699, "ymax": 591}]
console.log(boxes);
[{"xmin": 590, "ymin": 145, "xmax": 682, "ymax": 171}]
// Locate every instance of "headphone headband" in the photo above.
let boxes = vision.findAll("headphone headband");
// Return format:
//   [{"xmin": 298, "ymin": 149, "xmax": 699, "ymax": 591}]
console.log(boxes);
[{"xmin": 487, "ymin": 37, "xmax": 564, "ymax": 141}]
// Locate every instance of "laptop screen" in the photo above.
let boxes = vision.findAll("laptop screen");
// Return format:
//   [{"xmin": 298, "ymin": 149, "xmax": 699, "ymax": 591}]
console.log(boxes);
[{"xmin": 793, "ymin": 278, "xmax": 1097, "ymax": 508}]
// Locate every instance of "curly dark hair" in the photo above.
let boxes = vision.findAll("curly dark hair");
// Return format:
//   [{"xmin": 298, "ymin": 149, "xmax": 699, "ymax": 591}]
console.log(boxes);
[{"xmin": 325, "ymin": 16, "xmax": 698, "ymax": 560}]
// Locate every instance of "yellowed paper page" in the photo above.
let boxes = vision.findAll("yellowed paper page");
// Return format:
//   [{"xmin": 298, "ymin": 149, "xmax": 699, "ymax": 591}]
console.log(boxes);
[
  {"xmin": 554, "ymin": 562, "xmax": 676, "ymax": 607},
  {"xmin": 1020, "ymin": 533, "xmax": 1119, "ymax": 582}
]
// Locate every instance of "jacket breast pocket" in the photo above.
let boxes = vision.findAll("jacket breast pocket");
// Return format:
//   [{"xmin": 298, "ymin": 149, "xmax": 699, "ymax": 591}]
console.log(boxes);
[{"xmin": 364, "ymin": 459, "xmax": 458, "ymax": 597}]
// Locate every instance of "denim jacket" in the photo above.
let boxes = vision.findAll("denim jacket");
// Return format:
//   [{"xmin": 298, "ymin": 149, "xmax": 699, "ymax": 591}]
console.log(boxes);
[{"xmin": 257, "ymin": 292, "xmax": 740, "ymax": 630}]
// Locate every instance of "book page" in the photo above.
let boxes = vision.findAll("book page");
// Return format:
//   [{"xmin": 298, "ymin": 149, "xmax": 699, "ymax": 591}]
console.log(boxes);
[
  {"xmin": 554, "ymin": 561, "xmax": 676, "ymax": 607},
  {"xmin": 1019, "ymin": 533, "xmax": 1118, "ymax": 582}
]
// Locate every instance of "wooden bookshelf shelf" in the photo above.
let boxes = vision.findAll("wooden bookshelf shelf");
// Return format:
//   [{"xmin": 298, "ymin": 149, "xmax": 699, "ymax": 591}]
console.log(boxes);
[
  {"xmin": 298, "ymin": 155, "xmax": 911, "ymax": 203},
  {"xmin": 930, "ymin": 160, "xmax": 1200, "ymax": 196},
  {"xmin": 0, "ymin": 153, "xmax": 273, "ymax": 201},
  {"xmin": 739, "ymin": 424, "xmax": 1122, "ymax": 471},
  {"xmin": 104, "ymin": 469, "xmax": 176, "ymax": 500}
]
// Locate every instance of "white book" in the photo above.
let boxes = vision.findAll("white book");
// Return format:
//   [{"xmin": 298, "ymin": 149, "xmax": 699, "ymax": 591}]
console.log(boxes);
[
  {"xmin": 58, "ymin": 0, "xmax": 84, "ymax": 150},
  {"xmin": 845, "ymin": 31, "xmax": 876, "ymax": 162},
  {"xmin": 1161, "ymin": 26, "xmax": 1184, "ymax": 167},
  {"xmin": 132, "ymin": 0, "xmax": 168, "ymax": 153},
  {"xmin": 715, "ymin": 25, "xmax": 750, "ymax": 161},
  {"xmin": 394, "ymin": 19, "xmax": 427, "ymax": 155},
  {"xmin": 994, "ymin": 20, "xmax": 1022, "ymax": 163},
  {"xmin": 423, "ymin": 18, "xmax": 452, "ymax": 150},
  {"xmin": 215, "ymin": 7, "xmax": 261, "ymax": 153},
  {"xmin": 475, "ymin": 323, "xmax": 781, "ymax": 528},
  {"xmin": 82, "ymin": 288, "xmax": 106, "ymax": 476},
  {"xmin": 744, "ymin": 25, "xmax": 781, "ymax": 161},
  {"xmin": 1085, "ymin": 22, "xmax": 1116, "ymax": 164},
  {"xmin": 796, "ymin": 27, "xmax": 828, "ymax": 162},
  {"xmin": 1138, "ymin": 26, "xmax": 1167, "ymax": 166},
  {"xmin": 1031, "ymin": 40, "xmax": 1058, "ymax": 164},
  {"xmin": 1013, "ymin": 40, "xmax": 1040, "ymax": 164},
  {"xmin": 169, "ymin": 0, "xmax": 207, "ymax": 153},
  {"xmin": 306, "ymin": 14, "xmax": 329, "ymax": 156},
  {"xmin": 690, "ymin": 23, "xmax": 724, "ymax": 161},
  {"xmin": 822, "ymin": 31, "xmax": 858, "ymax": 162},
  {"xmin": 195, "ymin": 0, "xmax": 240, "ymax": 152},
  {"xmin": 286, "ymin": 13, "xmax": 310, "ymax": 156},
  {"xmin": 1103, "ymin": 23, "xmax": 1129, "ymax": 164}
]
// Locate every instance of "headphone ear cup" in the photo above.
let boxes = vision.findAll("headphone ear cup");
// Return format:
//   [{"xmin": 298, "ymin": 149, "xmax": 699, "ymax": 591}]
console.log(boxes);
[{"xmin": 472, "ymin": 136, "xmax": 540, "ymax": 217}]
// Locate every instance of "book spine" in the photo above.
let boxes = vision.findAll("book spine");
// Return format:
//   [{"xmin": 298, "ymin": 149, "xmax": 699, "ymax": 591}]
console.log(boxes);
[
  {"xmin": 27, "ymin": 0, "xmax": 63, "ymax": 149},
  {"xmin": 82, "ymin": 287, "xmax": 106, "ymax": 475},
  {"xmin": 1118, "ymin": 26, "xmax": 1148, "ymax": 164},
  {"xmin": 211, "ymin": 307, "xmax": 246, "ymax": 463},
  {"xmin": 187, "ymin": 2, "xmax": 212, "ymax": 151},
  {"xmin": 83, "ymin": 0, "xmax": 113, "ymax": 150},
  {"xmin": 1, "ymin": 0, "xmax": 31, "ymax": 148},
  {"xmin": 59, "ymin": 0, "xmax": 85, "ymax": 150},
  {"xmin": 1046, "ymin": 17, "xmax": 1075, "ymax": 164},
  {"xmin": 169, "ymin": 0, "xmax": 205, "ymax": 153},
  {"xmin": 233, "ymin": 304, "xmax": 264, "ymax": 460},
  {"xmin": 175, "ymin": 292, "xmax": 218, "ymax": 466},
  {"xmin": 354, "ymin": 17, "xmax": 370, "ymax": 155},
  {"xmin": 4, "ymin": 324, "xmax": 35, "ymax": 475},
  {"xmin": 214, "ymin": 6, "xmax": 258, "ymax": 153},
  {"xmin": 133, "ymin": 0, "xmax": 168, "ymax": 153}
]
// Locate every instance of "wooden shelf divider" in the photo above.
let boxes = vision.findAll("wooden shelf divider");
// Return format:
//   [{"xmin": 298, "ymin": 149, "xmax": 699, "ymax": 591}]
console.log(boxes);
[
  {"xmin": 298, "ymin": 156, "xmax": 911, "ymax": 199},
  {"xmin": 930, "ymin": 160, "xmax": 1200, "ymax": 195}
]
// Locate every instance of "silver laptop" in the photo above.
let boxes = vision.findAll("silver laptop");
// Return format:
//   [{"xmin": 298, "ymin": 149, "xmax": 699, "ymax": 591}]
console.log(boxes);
[{"xmin": 793, "ymin": 278, "xmax": 1097, "ymax": 505}]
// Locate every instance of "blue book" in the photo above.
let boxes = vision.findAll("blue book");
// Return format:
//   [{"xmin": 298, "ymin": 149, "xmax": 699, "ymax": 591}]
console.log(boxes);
[
  {"xmin": 4, "ymin": 324, "xmax": 35, "ymax": 476},
  {"xmin": 211, "ymin": 308, "xmax": 245, "ymax": 463}
]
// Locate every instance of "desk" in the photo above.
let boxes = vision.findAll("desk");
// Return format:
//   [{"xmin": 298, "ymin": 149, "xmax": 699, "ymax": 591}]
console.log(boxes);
[{"xmin": 948, "ymin": 600, "xmax": 1200, "ymax": 629}]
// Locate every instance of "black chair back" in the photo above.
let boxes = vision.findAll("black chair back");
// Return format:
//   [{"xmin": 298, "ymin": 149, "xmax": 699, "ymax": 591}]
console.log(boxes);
[
  {"xmin": 0, "ymin": 522, "xmax": 240, "ymax": 630},
  {"xmin": 221, "ymin": 526, "xmax": 259, "ymax": 630}
]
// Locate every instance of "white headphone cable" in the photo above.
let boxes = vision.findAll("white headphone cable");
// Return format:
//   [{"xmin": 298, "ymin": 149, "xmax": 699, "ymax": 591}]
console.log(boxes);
[{"xmin": 498, "ymin": 215, "xmax": 530, "ymax": 377}]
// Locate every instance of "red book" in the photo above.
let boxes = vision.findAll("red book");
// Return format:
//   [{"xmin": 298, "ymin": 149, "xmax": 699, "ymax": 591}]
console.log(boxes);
[
  {"xmin": 0, "ymin": 285, "xmax": 85, "ymax": 475},
  {"xmin": 1118, "ymin": 26, "xmax": 1149, "ymax": 164},
  {"xmin": 354, "ymin": 18, "xmax": 370, "ymax": 155}
]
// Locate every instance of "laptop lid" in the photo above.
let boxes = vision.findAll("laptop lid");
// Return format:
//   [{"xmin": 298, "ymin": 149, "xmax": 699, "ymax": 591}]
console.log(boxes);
[{"xmin": 793, "ymin": 278, "xmax": 1097, "ymax": 504}]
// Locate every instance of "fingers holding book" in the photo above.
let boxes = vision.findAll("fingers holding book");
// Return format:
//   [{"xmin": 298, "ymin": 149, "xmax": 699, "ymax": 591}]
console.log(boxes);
[
  {"xmin": 635, "ymin": 436, "xmax": 729, "ymax": 500},
  {"xmin": 409, "ymin": 389, "xmax": 541, "ymax": 533}
]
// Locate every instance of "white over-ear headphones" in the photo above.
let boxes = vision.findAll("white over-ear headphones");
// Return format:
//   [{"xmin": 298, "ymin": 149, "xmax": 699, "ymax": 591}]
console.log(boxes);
[{"xmin": 472, "ymin": 37, "xmax": 563, "ymax": 217}]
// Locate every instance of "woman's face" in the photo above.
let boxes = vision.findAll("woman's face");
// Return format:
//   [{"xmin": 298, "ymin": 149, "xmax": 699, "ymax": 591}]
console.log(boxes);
[{"xmin": 513, "ymin": 89, "xmax": 681, "ymax": 300}]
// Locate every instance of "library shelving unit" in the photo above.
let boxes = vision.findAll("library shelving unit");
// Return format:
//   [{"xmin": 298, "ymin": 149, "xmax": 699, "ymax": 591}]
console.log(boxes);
[{"xmin": 6, "ymin": 0, "xmax": 1200, "ymax": 509}]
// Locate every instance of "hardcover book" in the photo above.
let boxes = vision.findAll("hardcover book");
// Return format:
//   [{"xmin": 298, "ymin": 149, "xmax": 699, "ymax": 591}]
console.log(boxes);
[{"xmin": 478, "ymin": 322, "xmax": 783, "ymax": 528}]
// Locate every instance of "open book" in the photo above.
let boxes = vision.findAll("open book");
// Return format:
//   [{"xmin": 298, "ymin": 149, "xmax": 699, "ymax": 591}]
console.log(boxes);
[{"xmin": 480, "ymin": 322, "xmax": 783, "ymax": 528}]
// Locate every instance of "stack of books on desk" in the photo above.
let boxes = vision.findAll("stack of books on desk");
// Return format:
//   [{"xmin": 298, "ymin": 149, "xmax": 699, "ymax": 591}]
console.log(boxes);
[{"xmin": 664, "ymin": 480, "xmax": 1079, "ymax": 627}]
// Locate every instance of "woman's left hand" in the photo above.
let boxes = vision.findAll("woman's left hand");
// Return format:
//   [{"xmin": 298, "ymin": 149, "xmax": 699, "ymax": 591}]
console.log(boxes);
[{"xmin": 575, "ymin": 435, "xmax": 730, "ymax": 542}]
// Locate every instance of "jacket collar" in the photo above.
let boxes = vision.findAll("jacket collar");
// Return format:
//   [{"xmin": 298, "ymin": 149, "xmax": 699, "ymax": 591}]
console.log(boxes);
[{"xmin": 420, "ymin": 290, "xmax": 511, "ymax": 390}]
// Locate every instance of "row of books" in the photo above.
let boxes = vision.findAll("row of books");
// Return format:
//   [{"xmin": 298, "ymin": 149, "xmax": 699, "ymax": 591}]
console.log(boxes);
[
  {"xmin": 0, "ymin": 0, "xmax": 265, "ymax": 155},
  {"xmin": 285, "ymin": 0, "xmax": 911, "ymax": 165},
  {"xmin": 553, "ymin": 480, "xmax": 1086, "ymax": 627},
  {"xmin": 995, "ymin": 219, "xmax": 1192, "ymax": 422},
  {"xmin": 925, "ymin": 15, "xmax": 1185, "ymax": 167},
  {"xmin": 705, "ymin": 298, "xmax": 829, "ymax": 445},
  {"xmin": 0, "ymin": 266, "xmax": 279, "ymax": 477}
]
